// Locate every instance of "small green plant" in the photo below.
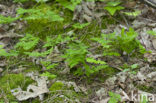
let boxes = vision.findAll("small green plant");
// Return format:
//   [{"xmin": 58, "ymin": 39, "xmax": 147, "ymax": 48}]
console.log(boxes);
[
  {"xmin": 92, "ymin": 28, "xmax": 146, "ymax": 61},
  {"xmin": 56, "ymin": 0, "xmax": 82, "ymax": 11},
  {"xmin": 108, "ymin": 91, "xmax": 121, "ymax": 103},
  {"xmin": 40, "ymin": 72, "xmax": 57, "ymax": 79},
  {"xmin": 41, "ymin": 61, "xmax": 58, "ymax": 70},
  {"xmin": 0, "ymin": 45, "xmax": 18, "ymax": 57},
  {"xmin": 0, "ymin": 15, "xmax": 18, "ymax": 24},
  {"xmin": 114, "ymin": 28, "xmax": 146, "ymax": 56},
  {"xmin": 104, "ymin": 1, "xmax": 124, "ymax": 16},
  {"xmin": 62, "ymin": 41, "xmax": 108, "ymax": 76},
  {"xmin": 62, "ymin": 41, "xmax": 92, "ymax": 76},
  {"xmin": 123, "ymin": 10, "xmax": 141, "ymax": 17},
  {"xmin": 86, "ymin": 57, "xmax": 108, "ymax": 73},
  {"xmin": 17, "ymin": 7, "xmax": 64, "ymax": 22},
  {"xmin": 0, "ymin": 44, "xmax": 8, "ymax": 56},
  {"xmin": 91, "ymin": 33, "xmax": 120, "ymax": 56},
  {"xmin": 14, "ymin": 34, "xmax": 69, "ymax": 57},
  {"xmin": 72, "ymin": 22, "xmax": 90, "ymax": 29},
  {"xmin": 15, "ymin": 33, "xmax": 39, "ymax": 52},
  {"xmin": 62, "ymin": 41, "xmax": 88, "ymax": 68},
  {"xmin": 0, "ymin": 5, "xmax": 63, "ymax": 25},
  {"xmin": 123, "ymin": 63, "xmax": 138, "ymax": 74}
]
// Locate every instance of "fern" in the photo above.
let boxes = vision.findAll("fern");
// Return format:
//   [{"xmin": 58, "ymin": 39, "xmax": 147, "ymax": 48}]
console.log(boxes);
[
  {"xmin": 43, "ymin": 35, "xmax": 72, "ymax": 48},
  {"xmin": 114, "ymin": 28, "xmax": 145, "ymax": 55},
  {"xmin": 41, "ymin": 72, "xmax": 57, "ymax": 79},
  {"xmin": 41, "ymin": 61, "xmax": 58, "ymax": 70},
  {"xmin": 62, "ymin": 41, "xmax": 88, "ymax": 68},
  {"xmin": 15, "ymin": 34, "xmax": 39, "ymax": 51},
  {"xmin": 17, "ymin": 7, "xmax": 64, "ymax": 22},
  {"xmin": 62, "ymin": 41, "xmax": 102, "ymax": 76},
  {"xmin": 72, "ymin": 23, "xmax": 90, "ymax": 29},
  {"xmin": 86, "ymin": 57, "xmax": 108, "ymax": 73},
  {"xmin": 56, "ymin": 0, "xmax": 82, "ymax": 11},
  {"xmin": 63, "ymin": 41, "xmax": 109, "ymax": 76},
  {"xmin": 86, "ymin": 57, "xmax": 106, "ymax": 65},
  {"xmin": 91, "ymin": 33, "xmax": 120, "ymax": 56},
  {"xmin": 123, "ymin": 10, "xmax": 141, "ymax": 17},
  {"xmin": 0, "ymin": 15, "xmax": 17, "ymax": 24},
  {"xmin": 123, "ymin": 64, "xmax": 138, "ymax": 74},
  {"xmin": 92, "ymin": 28, "xmax": 146, "ymax": 60},
  {"xmin": 24, "ymin": 48, "xmax": 53, "ymax": 57},
  {"xmin": 104, "ymin": 1, "xmax": 124, "ymax": 16}
]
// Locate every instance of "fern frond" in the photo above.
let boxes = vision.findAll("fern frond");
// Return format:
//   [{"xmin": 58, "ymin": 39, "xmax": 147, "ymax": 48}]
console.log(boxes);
[
  {"xmin": 17, "ymin": 7, "xmax": 64, "ymax": 22},
  {"xmin": 86, "ymin": 57, "xmax": 106, "ymax": 65},
  {"xmin": 15, "ymin": 34, "xmax": 39, "ymax": 51},
  {"xmin": 0, "ymin": 15, "xmax": 17, "ymax": 24}
]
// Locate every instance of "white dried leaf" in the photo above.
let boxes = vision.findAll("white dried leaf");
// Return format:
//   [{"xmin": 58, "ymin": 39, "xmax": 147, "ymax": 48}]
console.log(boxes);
[
  {"xmin": 137, "ymin": 72, "xmax": 146, "ymax": 82},
  {"xmin": 96, "ymin": 88, "xmax": 107, "ymax": 100},
  {"xmin": 11, "ymin": 72, "xmax": 49, "ymax": 101}
]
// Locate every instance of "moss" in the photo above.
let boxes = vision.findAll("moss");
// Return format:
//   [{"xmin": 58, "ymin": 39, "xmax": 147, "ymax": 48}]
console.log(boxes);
[
  {"xmin": 86, "ymin": 67, "xmax": 118, "ymax": 83},
  {"xmin": 48, "ymin": 81, "xmax": 86, "ymax": 103},
  {"xmin": 0, "ymin": 73, "xmax": 34, "ymax": 101},
  {"xmin": 31, "ymin": 99, "xmax": 40, "ymax": 103},
  {"xmin": 49, "ymin": 81, "xmax": 64, "ymax": 91},
  {"xmin": 136, "ymin": 85, "xmax": 154, "ymax": 93},
  {"xmin": 24, "ymin": 4, "xmax": 73, "ymax": 39}
]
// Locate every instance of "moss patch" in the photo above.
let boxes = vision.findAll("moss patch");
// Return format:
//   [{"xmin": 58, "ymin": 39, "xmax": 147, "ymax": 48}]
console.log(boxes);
[
  {"xmin": 49, "ymin": 81, "xmax": 64, "ymax": 91},
  {"xmin": 0, "ymin": 73, "xmax": 34, "ymax": 102},
  {"xmin": 136, "ymin": 85, "xmax": 154, "ymax": 93},
  {"xmin": 47, "ymin": 81, "xmax": 86, "ymax": 103}
]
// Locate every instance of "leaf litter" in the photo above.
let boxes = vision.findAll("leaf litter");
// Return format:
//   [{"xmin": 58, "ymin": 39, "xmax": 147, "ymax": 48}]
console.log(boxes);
[{"xmin": 0, "ymin": 0, "xmax": 156, "ymax": 102}]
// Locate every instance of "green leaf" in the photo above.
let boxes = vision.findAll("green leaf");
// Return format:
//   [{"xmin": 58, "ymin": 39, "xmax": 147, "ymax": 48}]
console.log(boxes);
[
  {"xmin": 62, "ymin": 42, "xmax": 88, "ymax": 68},
  {"xmin": 41, "ymin": 72, "xmax": 57, "ymax": 79},
  {"xmin": 86, "ymin": 57, "xmax": 106, "ymax": 64},
  {"xmin": 72, "ymin": 23, "xmax": 90, "ymax": 29},
  {"xmin": 0, "ymin": 15, "xmax": 18, "ymax": 24},
  {"xmin": 106, "ymin": 1, "xmax": 122, "ymax": 7},
  {"xmin": 15, "ymin": 34, "xmax": 39, "ymax": 51},
  {"xmin": 123, "ymin": 10, "xmax": 141, "ymax": 17},
  {"xmin": 104, "ymin": 6, "xmax": 124, "ymax": 16},
  {"xmin": 131, "ymin": 64, "xmax": 138, "ymax": 69},
  {"xmin": 46, "ymin": 63, "xmax": 58, "ymax": 70},
  {"xmin": 0, "ymin": 45, "xmax": 8, "ymax": 56},
  {"xmin": 17, "ymin": 7, "xmax": 64, "ymax": 22},
  {"xmin": 56, "ymin": 0, "xmax": 82, "ymax": 11}
]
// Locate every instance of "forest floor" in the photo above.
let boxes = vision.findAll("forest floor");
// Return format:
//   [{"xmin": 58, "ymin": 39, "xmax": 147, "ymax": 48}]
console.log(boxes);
[{"xmin": 0, "ymin": 0, "xmax": 156, "ymax": 103}]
